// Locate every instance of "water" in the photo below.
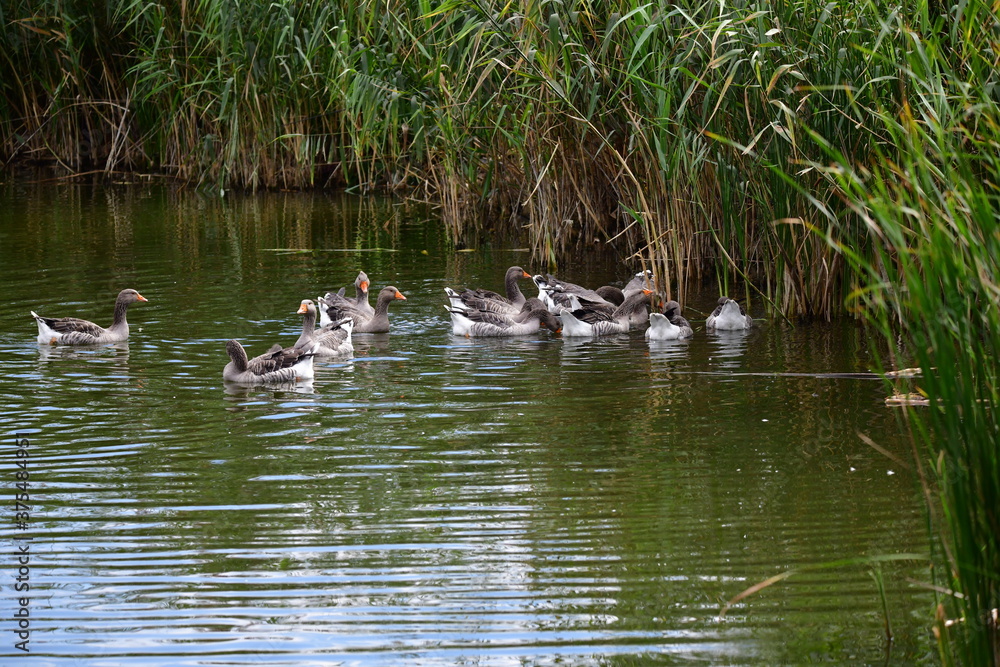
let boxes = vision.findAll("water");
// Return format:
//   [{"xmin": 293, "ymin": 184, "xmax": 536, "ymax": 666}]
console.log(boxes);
[{"xmin": 0, "ymin": 182, "xmax": 935, "ymax": 664}]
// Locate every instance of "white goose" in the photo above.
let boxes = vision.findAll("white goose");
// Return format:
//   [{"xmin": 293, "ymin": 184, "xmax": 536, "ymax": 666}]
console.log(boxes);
[
  {"xmin": 706, "ymin": 297, "xmax": 752, "ymax": 330},
  {"xmin": 533, "ymin": 274, "xmax": 614, "ymax": 313},
  {"xmin": 646, "ymin": 300, "xmax": 694, "ymax": 341}
]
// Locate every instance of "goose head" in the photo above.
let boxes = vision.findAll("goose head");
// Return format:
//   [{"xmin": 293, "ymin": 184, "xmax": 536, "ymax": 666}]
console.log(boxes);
[
  {"xmin": 117, "ymin": 288, "xmax": 149, "ymax": 304},
  {"xmin": 534, "ymin": 309, "xmax": 562, "ymax": 333},
  {"xmin": 297, "ymin": 299, "xmax": 318, "ymax": 317},
  {"xmin": 355, "ymin": 271, "xmax": 370, "ymax": 294}
]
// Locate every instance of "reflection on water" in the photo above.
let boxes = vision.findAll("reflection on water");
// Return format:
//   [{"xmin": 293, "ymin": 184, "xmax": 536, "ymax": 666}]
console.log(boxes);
[
  {"xmin": 223, "ymin": 379, "xmax": 316, "ymax": 396},
  {"xmin": 559, "ymin": 334, "xmax": 633, "ymax": 366},
  {"xmin": 35, "ymin": 341, "xmax": 131, "ymax": 364},
  {"xmin": 0, "ymin": 182, "xmax": 935, "ymax": 665},
  {"xmin": 647, "ymin": 337, "xmax": 691, "ymax": 361},
  {"xmin": 707, "ymin": 329, "xmax": 752, "ymax": 370}
]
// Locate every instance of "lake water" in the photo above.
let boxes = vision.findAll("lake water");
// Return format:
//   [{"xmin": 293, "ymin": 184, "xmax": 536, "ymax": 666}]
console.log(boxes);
[{"xmin": 0, "ymin": 182, "xmax": 935, "ymax": 664}]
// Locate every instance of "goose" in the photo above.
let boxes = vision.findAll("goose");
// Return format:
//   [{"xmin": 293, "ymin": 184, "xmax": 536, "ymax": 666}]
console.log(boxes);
[
  {"xmin": 446, "ymin": 303, "xmax": 562, "ymax": 337},
  {"xmin": 533, "ymin": 275, "xmax": 573, "ymax": 312},
  {"xmin": 223, "ymin": 339, "xmax": 315, "ymax": 385},
  {"xmin": 623, "ymin": 269, "xmax": 654, "ymax": 298},
  {"xmin": 559, "ymin": 289, "xmax": 653, "ymax": 337},
  {"xmin": 595, "ymin": 285, "xmax": 625, "ymax": 306},
  {"xmin": 560, "ymin": 286, "xmax": 652, "ymax": 328},
  {"xmin": 663, "ymin": 300, "xmax": 694, "ymax": 337},
  {"xmin": 537, "ymin": 274, "xmax": 613, "ymax": 309},
  {"xmin": 318, "ymin": 271, "xmax": 373, "ymax": 325},
  {"xmin": 646, "ymin": 300, "xmax": 694, "ymax": 340},
  {"xmin": 295, "ymin": 299, "xmax": 354, "ymax": 357},
  {"xmin": 706, "ymin": 297, "xmax": 752, "ymax": 330},
  {"xmin": 445, "ymin": 266, "xmax": 533, "ymax": 313},
  {"xmin": 445, "ymin": 287, "xmax": 522, "ymax": 317},
  {"xmin": 533, "ymin": 275, "xmax": 640, "ymax": 317},
  {"xmin": 493, "ymin": 265, "xmax": 534, "ymax": 308},
  {"xmin": 321, "ymin": 285, "xmax": 406, "ymax": 333},
  {"xmin": 31, "ymin": 288, "xmax": 148, "ymax": 345},
  {"xmin": 533, "ymin": 275, "xmax": 603, "ymax": 313}
]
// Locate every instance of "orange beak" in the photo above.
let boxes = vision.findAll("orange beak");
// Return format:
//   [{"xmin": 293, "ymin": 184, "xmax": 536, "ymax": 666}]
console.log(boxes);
[
  {"xmin": 360, "ymin": 281, "xmax": 370, "ymax": 292},
  {"xmin": 395, "ymin": 291, "xmax": 407, "ymax": 300},
  {"xmin": 521, "ymin": 271, "xmax": 531, "ymax": 278},
  {"xmin": 643, "ymin": 288, "xmax": 653, "ymax": 295},
  {"xmin": 297, "ymin": 303, "xmax": 309, "ymax": 314},
  {"xmin": 136, "ymin": 294, "xmax": 148, "ymax": 302}
]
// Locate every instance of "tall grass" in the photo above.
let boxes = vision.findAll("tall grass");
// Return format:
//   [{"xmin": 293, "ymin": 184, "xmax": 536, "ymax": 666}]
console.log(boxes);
[
  {"xmin": 789, "ymin": 8, "xmax": 1000, "ymax": 663},
  {"xmin": 0, "ymin": 0, "xmax": 896, "ymax": 316},
  {"xmin": 0, "ymin": 0, "xmax": 993, "ymax": 325},
  {"xmin": 0, "ymin": 2, "xmax": 136, "ymax": 171}
]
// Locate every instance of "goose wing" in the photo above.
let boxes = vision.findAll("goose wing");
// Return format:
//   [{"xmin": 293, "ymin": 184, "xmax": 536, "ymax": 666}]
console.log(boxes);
[
  {"xmin": 44, "ymin": 316, "xmax": 106, "ymax": 337},
  {"xmin": 247, "ymin": 345, "xmax": 310, "ymax": 374}
]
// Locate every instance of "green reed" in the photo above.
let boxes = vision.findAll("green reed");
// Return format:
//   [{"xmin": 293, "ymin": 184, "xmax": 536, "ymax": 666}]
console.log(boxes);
[
  {"xmin": 790, "ymin": 8, "xmax": 1000, "ymax": 662},
  {"xmin": 0, "ymin": 0, "xmax": 992, "ymax": 328}
]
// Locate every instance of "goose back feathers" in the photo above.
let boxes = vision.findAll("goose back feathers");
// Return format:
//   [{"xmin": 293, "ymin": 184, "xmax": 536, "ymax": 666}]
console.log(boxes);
[
  {"xmin": 646, "ymin": 301, "xmax": 694, "ymax": 340},
  {"xmin": 448, "ymin": 303, "xmax": 562, "ymax": 337},
  {"xmin": 706, "ymin": 297, "xmax": 752, "ymax": 330},
  {"xmin": 559, "ymin": 289, "xmax": 652, "ymax": 337},
  {"xmin": 223, "ymin": 339, "xmax": 315, "ymax": 384}
]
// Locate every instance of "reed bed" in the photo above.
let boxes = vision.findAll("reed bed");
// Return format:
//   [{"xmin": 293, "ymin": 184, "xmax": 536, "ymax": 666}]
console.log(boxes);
[
  {"xmin": 792, "ymin": 10, "xmax": 1000, "ymax": 664},
  {"xmin": 818, "ymin": 123, "xmax": 1000, "ymax": 663},
  {"xmin": 0, "ymin": 0, "xmax": 920, "ymax": 317}
]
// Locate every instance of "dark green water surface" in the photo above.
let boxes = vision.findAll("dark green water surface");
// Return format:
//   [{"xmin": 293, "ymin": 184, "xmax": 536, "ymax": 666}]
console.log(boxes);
[{"xmin": 0, "ymin": 183, "xmax": 935, "ymax": 665}]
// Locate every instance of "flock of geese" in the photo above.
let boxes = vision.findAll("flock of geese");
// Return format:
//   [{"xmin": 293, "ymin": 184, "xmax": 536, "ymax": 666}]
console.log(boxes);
[{"xmin": 29, "ymin": 267, "xmax": 752, "ymax": 386}]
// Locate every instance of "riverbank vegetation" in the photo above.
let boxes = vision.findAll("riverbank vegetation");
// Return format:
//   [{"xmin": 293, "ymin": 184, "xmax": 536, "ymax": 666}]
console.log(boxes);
[
  {"xmin": 1, "ymin": 0, "xmax": 976, "ymax": 315},
  {"xmin": 808, "ymin": 51, "xmax": 1000, "ymax": 664},
  {"xmin": 2, "ymin": 1, "xmax": 998, "ymax": 660}
]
